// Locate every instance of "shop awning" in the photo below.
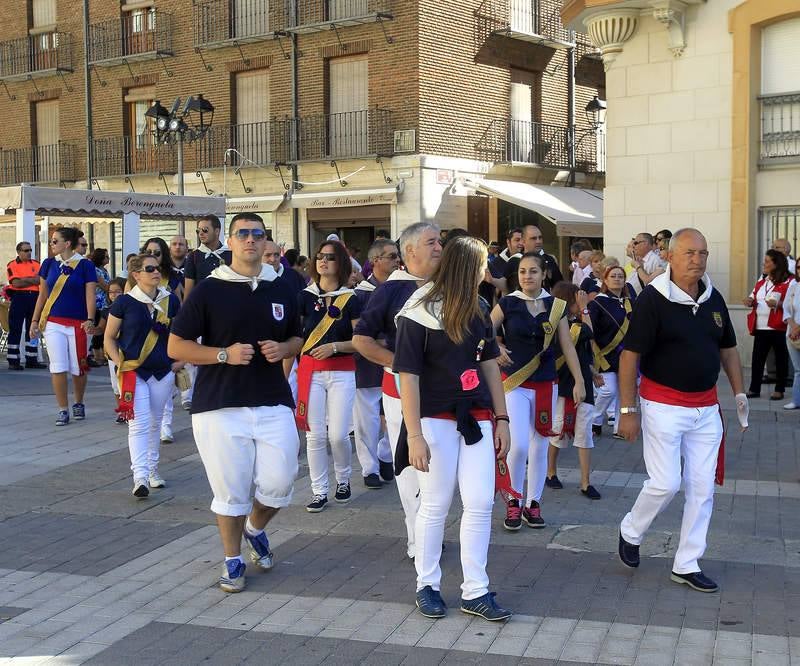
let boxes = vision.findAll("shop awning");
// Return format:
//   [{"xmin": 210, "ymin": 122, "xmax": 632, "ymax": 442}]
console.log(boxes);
[
  {"xmin": 226, "ymin": 194, "xmax": 287, "ymax": 215},
  {"xmin": 0, "ymin": 185, "xmax": 225, "ymax": 219},
  {"xmin": 290, "ymin": 185, "xmax": 399, "ymax": 209},
  {"xmin": 463, "ymin": 178, "xmax": 603, "ymax": 238}
]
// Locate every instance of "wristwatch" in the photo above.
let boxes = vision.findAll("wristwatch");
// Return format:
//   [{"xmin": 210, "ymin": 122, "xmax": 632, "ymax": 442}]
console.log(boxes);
[
  {"xmin": 581, "ymin": 308, "xmax": 590, "ymax": 315},
  {"xmin": 619, "ymin": 406, "xmax": 639, "ymax": 415},
  {"xmin": 217, "ymin": 347, "xmax": 228, "ymax": 364}
]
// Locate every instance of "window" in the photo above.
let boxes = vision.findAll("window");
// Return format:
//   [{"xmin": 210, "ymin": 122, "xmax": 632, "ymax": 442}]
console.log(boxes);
[
  {"xmin": 328, "ymin": 0, "xmax": 368, "ymax": 21},
  {"xmin": 233, "ymin": 0, "xmax": 269, "ymax": 38},
  {"xmin": 31, "ymin": 0, "xmax": 58, "ymax": 70},
  {"xmin": 328, "ymin": 55, "xmax": 368, "ymax": 157},
  {"xmin": 759, "ymin": 207, "xmax": 800, "ymax": 274},
  {"xmin": 34, "ymin": 99, "xmax": 59, "ymax": 181},
  {"xmin": 235, "ymin": 69, "xmax": 270, "ymax": 164},
  {"xmin": 124, "ymin": 5, "xmax": 156, "ymax": 55},
  {"xmin": 124, "ymin": 87, "xmax": 156, "ymax": 172},
  {"xmin": 760, "ymin": 18, "xmax": 800, "ymax": 163}
]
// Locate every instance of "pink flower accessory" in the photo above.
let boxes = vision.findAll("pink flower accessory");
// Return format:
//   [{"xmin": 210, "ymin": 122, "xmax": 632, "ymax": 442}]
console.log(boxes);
[{"xmin": 460, "ymin": 369, "xmax": 480, "ymax": 391}]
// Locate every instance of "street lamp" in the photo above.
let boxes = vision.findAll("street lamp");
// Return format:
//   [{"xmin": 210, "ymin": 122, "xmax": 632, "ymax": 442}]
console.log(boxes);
[
  {"xmin": 145, "ymin": 95, "xmax": 215, "ymax": 235},
  {"xmin": 584, "ymin": 96, "xmax": 607, "ymax": 131}
]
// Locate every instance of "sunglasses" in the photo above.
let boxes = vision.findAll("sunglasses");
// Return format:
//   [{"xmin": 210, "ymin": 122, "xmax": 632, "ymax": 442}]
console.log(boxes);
[
  {"xmin": 234, "ymin": 228, "xmax": 267, "ymax": 240},
  {"xmin": 20, "ymin": 248, "xmax": 32, "ymax": 252},
  {"xmin": 146, "ymin": 250, "xmax": 162, "ymax": 257},
  {"xmin": 197, "ymin": 227, "xmax": 211, "ymax": 234},
  {"xmin": 136, "ymin": 265, "xmax": 160, "ymax": 274},
  {"xmin": 378, "ymin": 252, "xmax": 399, "ymax": 260},
  {"xmin": 316, "ymin": 253, "xmax": 337, "ymax": 262},
  {"xmin": 49, "ymin": 239, "xmax": 62, "ymax": 245}
]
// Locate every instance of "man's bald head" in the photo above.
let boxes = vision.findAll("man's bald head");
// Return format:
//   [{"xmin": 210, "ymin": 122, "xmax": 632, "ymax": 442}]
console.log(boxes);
[
  {"xmin": 262, "ymin": 240, "xmax": 281, "ymax": 271},
  {"xmin": 772, "ymin": 238, "xmax": 791, "ymax": 257}
]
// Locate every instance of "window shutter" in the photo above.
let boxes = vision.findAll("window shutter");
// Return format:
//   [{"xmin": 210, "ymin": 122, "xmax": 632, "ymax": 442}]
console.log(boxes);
[
  {"xmin": 235, "ymin": 69, "xmax": 270, "ymax": 163},
  {"xmin": 32, "ymin": 0, "xmax": 57, "ymax": 27},
  {"xmin": 329, "ymin": 56, "xmax": 368, "ymax": 115},
  {"xmin": 35, "ymin": 100, "xmax": 59, "ymax": 146},
  {"xmin": 762, "ymin": 18, "xmax": 800, "ymax": 95}
]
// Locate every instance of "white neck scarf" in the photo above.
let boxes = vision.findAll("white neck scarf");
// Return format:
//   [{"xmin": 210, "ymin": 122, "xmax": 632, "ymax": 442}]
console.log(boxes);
[
  {"xmin": 499, "ymin": 248, "xmax": 522, "ymax": 262},
  {"xmin": 58, "ymin": 253, "xmax": 83, "ymax": 266},
  {"xmin": 386, "ymin": 269, "xmax": 423, "ymax": 282},
  {"xmin": 210, "ymin": 264, "xmax": 277, "ymax": 290},
  {"xmin": 395, "ymin": 282, "xmax": 443, "ymax": 330},
  {"xmin": 198, "ymin": 242, "xmax": 228, "ymax": 259},
  {"xmin": 650, "ymin": 265, "xmax": 713, "ymax": 314},
  {"xmin": 506, "ymin": 288, "xmax": 550, "ymax": 302},
  {"xmin": 303, "ymin": 282, "xmax": 354, "ymax": 298},
  {"xmin": 128, "ymin": 285, "xmax": 171, "ymax": 314}
]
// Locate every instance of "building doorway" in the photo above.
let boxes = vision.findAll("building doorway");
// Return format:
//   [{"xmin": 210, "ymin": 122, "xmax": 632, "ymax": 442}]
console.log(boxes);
[{"xmin": 307, "ymin": 204, "xmax": 391, "ymax": 266}]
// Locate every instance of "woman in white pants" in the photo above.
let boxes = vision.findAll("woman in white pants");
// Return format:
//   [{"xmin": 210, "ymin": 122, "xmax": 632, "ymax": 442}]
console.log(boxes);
[
  {"xmin": 588, "ymin": 265, "xmax": 636, "ymax": 439},
  {"xmin": 104, "ymin": 254, "xmax": 182, "ymax": 497},
  {"xmin": 490, "ymin": 254, "xmax": 585, "ymax": 531},
  {"xmin": 395, "ymin": 236, "xmax": 512, "ymax": 622},
  {"xmin": 782, "ymin": 264, "xmax": 800, "ymax": 410},
  {"xmin": 296, "ymin": 240, "xmax": 361, "ymax": 513}
]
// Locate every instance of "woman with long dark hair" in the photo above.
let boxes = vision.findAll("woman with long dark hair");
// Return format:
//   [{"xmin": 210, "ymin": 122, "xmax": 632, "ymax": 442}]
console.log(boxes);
[
  {"xmin": 89, "ymin": 248, "xmax": 111, "ymax": 366},
  {"xmin": 140, "ymin": 238, "xmax": 173, "ymax": 287},
  {"xmin": 744, "ymin": 249, "xmax": 793, "ymax": 400},
  {"xmin": 297, "ymin": 240, "xmax": 362, "ymax": 512},
  {"xmin": 29, "ymin": 227, "xmax": 98, "ymax": 426},
  {"xmin": 394, "ymin": 236, "xmax": 512, "ymax": 622}
]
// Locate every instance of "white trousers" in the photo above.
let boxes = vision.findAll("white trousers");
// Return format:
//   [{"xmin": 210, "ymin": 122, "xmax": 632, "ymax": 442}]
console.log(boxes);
[
  {"xmin": 288, "ymin": 359, "xmax": 298, "ymax": 406},
  {"xmin": 108, "ymin": 360, "xmax": 119, "ymax": 396},
  {"xmin": 127, "ymin": 373, "xmax": 174, "ymax": 480},
  {"xmin": 43, "ymin": 321, "xmax": 81, "ymax": 376},
  {"xmin": 593, "ymin": 372, "xmax": 620, "ymax": 431},
  {"xmin": 416, "ymin": 418, "xmax": 495, "ymax": 600},
  {"xmin": 383, "ymin": 391, "xmax": 421, "ymax": 558},
  {"xmin": 193, "ymin": 405, "xmax": 300, "ymax": 516},
  {"xmin": 306, "ymin": 370, "xmax": 355, "ymax": 496},
  {"xmin": 620, "ymin": 398, "xmax": 722, "ymax": 574},
  {"xmin": 354, "ymin": 387, "xmax": 391, "ymax": 477},
  {"xmin": 506, "ymin": 385, "xmax": 557, "ymax": 504},
  {"xmin": 549, "ymin": 398, "xmax": 594, "ymax": 449}
]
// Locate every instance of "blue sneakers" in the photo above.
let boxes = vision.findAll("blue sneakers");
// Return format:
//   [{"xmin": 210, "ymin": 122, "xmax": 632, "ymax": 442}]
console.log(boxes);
[
  {"xmin": 244, "ymin": 530, "xmax": 274, "ymax": 571},
  {"xmin": 415, "ymin": 585, "xmax": 447, "ymax": 618},
  {"xmin": 55, "ymin": 410, "xmax": 70, "ymax": 426},
  {"xmin": 460, "ymin": 592, "xmax": 512, "ymax": 621},
  {"xmin": 219, "ymin": 559, "xmax": 246, "ymax": 593},
  {"xmin": 72, "ymin": 403, "xmax": 85, "ymax": 420}
]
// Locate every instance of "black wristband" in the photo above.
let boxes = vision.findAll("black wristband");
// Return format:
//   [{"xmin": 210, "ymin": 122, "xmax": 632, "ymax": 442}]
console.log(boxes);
[{"xmin": 495, "ymin": 415, "xmax": 510, "ymax": 423}]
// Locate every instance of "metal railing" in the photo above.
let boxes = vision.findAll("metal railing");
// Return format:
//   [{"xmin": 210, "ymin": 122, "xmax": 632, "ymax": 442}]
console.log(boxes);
[
  {"xmin": 477, "ymin": 118, "xmax": 570, "ymax": 168},
  {"xmin": 574, "ymin": 125, "xmax": 605, "ymax": 173},
  {"xmin": 290, "ymin": 0, "xmax": 392, "ymax": 28},
  {"xmin": 91, "ymin": 135, "xmax": 177, "ymax": 177},
  {"xmin": 193, "ymin": 0, "xmax": 272, "ymax": 46},
  {"xmin": 196, "ymin": 120, "xmax": 292, "ymax": 168},
  {"xmin": 476, "ymin": 0, "xmax": 572, "ymax": 45},
  {"xmin": 88, "ymin": 9, "xmax": 173, "ymax": 63},
  {"xmin": 0, "ymin": 33, "xmax": 73, "ymax": 79},
  {"xmin": 297, "ymin": 108, "xmax": 393, "ymax": 160},
  {"xmin": 760, "ymin": 92, "xmax": 800, "ymax": 164},
  {"xmin": 0, "ymin": 143, "xmax": 76, "ymax": 185}
]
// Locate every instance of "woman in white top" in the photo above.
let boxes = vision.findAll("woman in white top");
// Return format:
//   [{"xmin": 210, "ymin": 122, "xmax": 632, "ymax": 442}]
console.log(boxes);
[{"xmin": 781, "ymin": 262, "xmax": 800, "ymax": 410}]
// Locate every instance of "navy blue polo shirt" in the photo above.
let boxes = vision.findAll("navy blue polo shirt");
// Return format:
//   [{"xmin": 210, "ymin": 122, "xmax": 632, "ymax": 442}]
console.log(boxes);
[
  {"xmin": 110, "ymin": 293, "xmax": 180, "ymax": 380},
  {"xmin": 298, "ymin": 288, "xmax": 362, "ymax": 354},
  {"xmin": 624, "ymin": 282, "xmax": 736, "ymax": 393},
  {"xmin": 39, "ymin": 257, "xmax": 97, "ymax": 320},
  {"xmin": 354, "ymin": 276, "xmax": 385, "ymax": 388},
  {"xmin": 497, "ymin": 294, "xmax": 563, "ymax": 383},
  {"xmin": 278, "ymin": 266, "xmax": 307, "ymax": 296},
  {"xmin": 171, "ymin": 276, "xmax": 302, "ymax": 413},
  {"xmin": 393, "ymin": 313, "xmax": 499, "ymax": 416},
  {"xmin": 587, "ymin": 292, "xmax": 635, "ymax": 373},
  {"xmin": 184, "ymin": 248, "xmax": 232, "ymax": 283},
  {"xmin": 353, "ymin": 279, "xmax": 419, "ymax": 353},
  {"xmin": 553, "ymin": 321, "xmax": 595, "ymax": 404}
]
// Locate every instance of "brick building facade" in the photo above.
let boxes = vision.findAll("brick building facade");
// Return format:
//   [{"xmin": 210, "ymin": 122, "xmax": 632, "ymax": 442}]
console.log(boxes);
[{"xmin": 0, "ymin": 0, "xmax": 605, "ymax": 270}]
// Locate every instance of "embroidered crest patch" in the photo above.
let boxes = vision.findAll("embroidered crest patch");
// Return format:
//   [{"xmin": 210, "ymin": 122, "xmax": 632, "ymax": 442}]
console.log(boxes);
[
  {"xmin": 123, "ymin": 391, "xmax": 133, "ymax": 402},
  {"xmin": 539, "ymin": 411, "xmax": 550, "ymax": 425},
  {"xmin": 497, "ymin": 459, "xmax": 507, "ymax": 476},
  {"xmin": 542, "ymin": 321, "xmax": 554, "ymax": 336},
  {"xmin": 713, "ymin": 312, "xmax": 723, "ymax": 328},
  {"xmin": 272, "ymin": 303, "xmax": 284, "ymax": 321}
]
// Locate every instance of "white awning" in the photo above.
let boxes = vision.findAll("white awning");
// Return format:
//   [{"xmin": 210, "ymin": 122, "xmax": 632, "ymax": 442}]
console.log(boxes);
[
  {"xmin": 463, "ymin": 178, "xmax": 603, "ymax": 238},
  {"xmin": 0, "ymin": 185, "xmax": 225, "ymax": 220},
  {"xmin": 290, "ymin": 185, "xmax": 399, "ymax": 209},
  {"xmin": 225, "ymin": 194, "xmax": 287, "ymax": 214}
]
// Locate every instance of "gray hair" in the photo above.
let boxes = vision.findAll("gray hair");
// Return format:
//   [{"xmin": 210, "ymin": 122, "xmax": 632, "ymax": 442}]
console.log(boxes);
[
  {"xmin": 398, "ymin": 222, "xmax": 439, "ymax": 262},
  {"xmin": 367, "ymin": 238, "xmax": 397, "ymax": 262},
  {"xmin": 668, "ymin": 227, "xmax": 705, "ymax": 251}
]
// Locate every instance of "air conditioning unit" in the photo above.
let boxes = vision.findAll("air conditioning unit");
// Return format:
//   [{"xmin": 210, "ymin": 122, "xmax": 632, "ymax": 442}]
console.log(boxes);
[{"xmin": 394, "ymin": 129, "xmax": 416, "ymax": 154}]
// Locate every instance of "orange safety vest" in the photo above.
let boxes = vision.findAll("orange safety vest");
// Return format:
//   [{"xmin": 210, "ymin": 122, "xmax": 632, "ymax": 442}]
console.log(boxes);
[{"xmin": 6, "ymin": 258, "xmax": 40, "ymax": 293}]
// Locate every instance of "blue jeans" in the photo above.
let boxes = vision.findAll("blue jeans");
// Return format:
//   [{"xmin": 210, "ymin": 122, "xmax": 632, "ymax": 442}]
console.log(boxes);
[{"xmin": 787, "ymin": 337, "xmax": 800, "ymax": 406}]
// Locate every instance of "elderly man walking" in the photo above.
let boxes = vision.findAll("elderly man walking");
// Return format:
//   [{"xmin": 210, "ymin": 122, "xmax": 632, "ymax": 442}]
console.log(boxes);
[{"xmin": 617, "ymin": 228, "xmax": 749, "ymax": 593}]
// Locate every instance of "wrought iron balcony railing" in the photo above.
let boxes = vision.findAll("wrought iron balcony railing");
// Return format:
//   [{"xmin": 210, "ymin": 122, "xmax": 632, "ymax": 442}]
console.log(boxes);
[
  {"xmin": 760, "ymin": 92, "xmax": 800, "ymax": 165},
  {"xmin": 297, "ymin": 108, "xmax": 393, "ymax": 160},
  {"xmin": 289, "ymin": 0, "xmax": 392, "ymax": 31},
  {"xmin": 91, "ymin": 135, "xmax": 177, "ymax": 177},
  {"xmin": 476, "ymin": 0, "xmax": 573, "ymax": 48},
  {"xmin": 193, "ymin": 0, "xmax": 273, "ymax": 47},
  {"xmin": 0, "ymin": 142, "xmax": 76, "ymax": 186},
  {"xmin": 0, "ymin": 33, "xmax": 73, "ymax": 80},
  {"xmin": 196, "ymin": 120, "xmax": 292, "ymax": 169},
  {"xmin": 88, "ymin": 9, "xmax": 173, "ymax": 65}
]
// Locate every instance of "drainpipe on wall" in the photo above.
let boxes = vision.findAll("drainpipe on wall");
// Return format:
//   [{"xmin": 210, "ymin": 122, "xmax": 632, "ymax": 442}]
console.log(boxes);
[
  {"xmin": 566, "ymin": 32, "xmax": 576, "ymax": 188},
  {"xmin": 290, "ymin": 2, "xmax": 300, "ymax": 251}
]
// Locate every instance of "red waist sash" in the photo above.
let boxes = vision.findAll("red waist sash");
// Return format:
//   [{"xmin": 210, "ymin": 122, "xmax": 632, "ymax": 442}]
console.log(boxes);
[
  {"xmin": 501, "ymin": 375, "xmax": 555, "ymax": 436},
  {"xmin": 295, "ymin": 354, "xmax": 356, "ymax": 431},
  {"xmin": 382, "ymin": 369, "xmax": 400, "ymax": 399},
  {"xmin": 48, "ymin": 316, "xmax": 89, "ymax": 376}
]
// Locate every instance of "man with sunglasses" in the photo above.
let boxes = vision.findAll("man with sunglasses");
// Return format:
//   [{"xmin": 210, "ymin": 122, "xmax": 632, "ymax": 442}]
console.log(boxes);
[
  {"xmin": 6, "ymin": 242, "xmax": 45, "ymax": 370},
  {"xmin": 184, "ymin": 215, "xmax": 231, "ymax": 300},
  {"xmin": 627, "ymin": 232, "xmax": 663, "ymax": 296},
  {"xmin": 169, "ymin": 212, "xmax": 303, "ymax": 594},
  {"xmin": 353, "ymin": 239, "xmax": 402, "ymax": 489}
]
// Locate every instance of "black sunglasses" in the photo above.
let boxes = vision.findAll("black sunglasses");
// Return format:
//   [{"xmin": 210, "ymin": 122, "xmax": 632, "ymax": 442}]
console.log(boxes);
[
  {"xmin": 197, "ymin": 227, "xmax": 211, "ymax": 234},
  {"xmin": 137, "ymin": 265, "xmax": 160, "ymax": 273},
  {"xmin": 20, "ymin": 248, "xmax": 32, "ymax": 252},
  {"xmin": 378, "ymin": 252, "xmax": 399, "ymax": 260},
  {"xmin": 146, "ymin": 250, "xmax": 162, "ymax": 257},
  {"xmin": 234, "ymin": 228, "xmax": 267, "ymax": 240},
  {"xmin": 316, "ymin": 253, "xmax": 337, "ymax": 262}
]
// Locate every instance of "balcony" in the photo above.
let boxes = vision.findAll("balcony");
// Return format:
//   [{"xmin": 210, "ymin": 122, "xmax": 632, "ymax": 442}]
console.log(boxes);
[
  {"xmin": 476, "ymin": 118, "xmax": 605, "ymax": 173},
  {"xmin": 88, "ymin": 10, "xmax": 173, "ymax": 66},
  {"xmin": 91, "ymin": 136, "xmax": 177, "ymax": 177},
  {"xmin": 297, "ymin": 108, "xmax": 393, "ymax": 160},
  {"xmin": 193, "ymin": 0, "xmax": 274, "ymax": 48},
  {"xmin": 196, "ymin": 120, "xmax": 292, "ymax": 169},
  {"xmin": 0, "ymin": 143, "xmax": 76, "ymax": 186},
  {"xmin": 476, "ymin": 0, "xmax": 574, "ymax": 50},
  {"xmin": 287, "ymin": 0, "xmax": 393, "ymax": 33},
  {"xmin": 0, "ymin": 33, "xmax": 73, "ymax": 81},
  {"xmin": 760, "ymin": 92, "xmax": 800, "ymax": 167}
]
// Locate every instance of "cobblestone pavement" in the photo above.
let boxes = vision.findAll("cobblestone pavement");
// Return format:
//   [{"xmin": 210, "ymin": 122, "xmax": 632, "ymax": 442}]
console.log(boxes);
[{"xmin": 0, "ymin": 367, "xmax": 798, "ymax": 665}]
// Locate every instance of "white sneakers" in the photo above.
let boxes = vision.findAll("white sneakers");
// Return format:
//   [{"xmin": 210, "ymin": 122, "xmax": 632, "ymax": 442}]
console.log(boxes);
[
  {"xmin": 149, "ymin": 470, "xmax": 166, "ymax": 488},
  {"xmin": 783, "ymin": 402, "xmax": 799, "ymax": 410},
  {"xmin": 132, "ymin": 479, "xmax": 149, "ymax": 498},
  {"xmin": 160, "ymin": 425, "xmax": 174, "ymax": 443}
]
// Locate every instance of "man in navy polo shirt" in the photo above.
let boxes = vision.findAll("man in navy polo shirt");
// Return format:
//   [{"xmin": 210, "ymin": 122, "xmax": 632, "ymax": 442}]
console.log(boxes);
[
  {"xmin": 617, "ymin": 228, "xmax": 749, "ymax": 593},
  {"xmin": 168, "ymin": 212, "xmax": 303, "ymax": 594},
  {"xmin": 352, "ymin": 222, "xmax": 442, "ymax": 560},
  {"xmin": 183, "ymin": 214, "xmax": 231, "ymax": 300}
]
